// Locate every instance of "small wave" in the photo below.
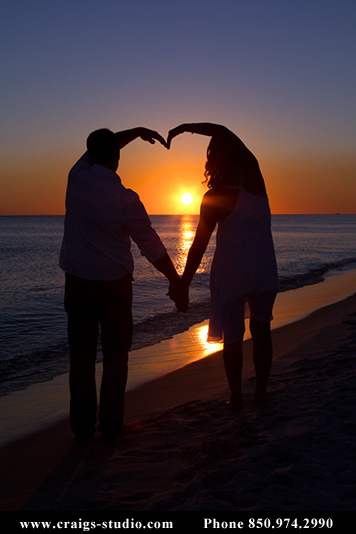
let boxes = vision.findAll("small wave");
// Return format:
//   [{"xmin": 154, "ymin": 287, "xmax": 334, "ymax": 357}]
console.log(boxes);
[
  {"xmin": 131, "ymin": 258, "xmax": 356, "ymax": 351},
  {"xmin": 131, "ymin": 301, "xmax": 211, "ymax": 351},
  {"xmin": 2, "ymin": 257, "xmax": 355, "ymax": 399},
  {"xmin": 0, "ymin": 342, "xmax": 69, "ymax": 398},
  {"xmin": 278, "ymin": 257, "xmax": 356, "ymax": 292}
]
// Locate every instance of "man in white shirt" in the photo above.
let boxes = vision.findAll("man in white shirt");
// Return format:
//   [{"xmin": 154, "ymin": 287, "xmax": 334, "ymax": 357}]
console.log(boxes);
[{"xmin": 60, "ymin": 127, "xmax": 184, "ymax": 439}]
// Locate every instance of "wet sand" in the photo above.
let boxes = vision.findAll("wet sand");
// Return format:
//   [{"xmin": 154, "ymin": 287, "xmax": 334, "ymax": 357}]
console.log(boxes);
[{"xmin": 1, "ymin": 271, "xmax": 356, "ymax": 512}]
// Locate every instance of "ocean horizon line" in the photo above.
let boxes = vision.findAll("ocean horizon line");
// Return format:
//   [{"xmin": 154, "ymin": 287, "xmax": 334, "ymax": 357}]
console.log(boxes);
[{"xmin": 1, "ymin": 212, "xmax": 356, "ymax": 217}]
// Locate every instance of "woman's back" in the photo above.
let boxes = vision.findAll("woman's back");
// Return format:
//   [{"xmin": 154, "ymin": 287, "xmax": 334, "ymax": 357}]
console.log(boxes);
[{"xmin": 216, "ymin": 189, "xmax": 272, "ymax": 249}]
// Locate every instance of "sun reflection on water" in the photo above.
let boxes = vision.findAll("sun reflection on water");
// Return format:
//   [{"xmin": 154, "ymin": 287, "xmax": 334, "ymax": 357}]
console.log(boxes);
[
  {"xmin": 181, "ymin": 228, "xmax": 195, "ymax": 251},
  {"xmin": 195, "ymin": 323, "xmax": 222, "ymax": 355},
  {"xmin": 175, "ymin": 216, "xmax": 196, "ymax": 273}
]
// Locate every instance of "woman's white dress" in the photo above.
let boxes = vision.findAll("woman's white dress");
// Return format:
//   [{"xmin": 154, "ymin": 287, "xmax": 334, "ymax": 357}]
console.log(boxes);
[{"xmin": 208, "ymin": 189, "xmax": 279, "ymax": 344}]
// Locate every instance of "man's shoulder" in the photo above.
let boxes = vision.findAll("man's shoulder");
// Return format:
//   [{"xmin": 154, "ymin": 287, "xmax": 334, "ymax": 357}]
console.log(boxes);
[{"xmin": 120, "ymin": 185, "xmax": 140, "ymax": 203}]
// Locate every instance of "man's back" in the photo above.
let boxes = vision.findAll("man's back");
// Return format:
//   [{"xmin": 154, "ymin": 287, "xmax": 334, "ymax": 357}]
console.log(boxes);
[{"xmin": 60, "ymin": 152, "xmax": 166, "ymax": 281}]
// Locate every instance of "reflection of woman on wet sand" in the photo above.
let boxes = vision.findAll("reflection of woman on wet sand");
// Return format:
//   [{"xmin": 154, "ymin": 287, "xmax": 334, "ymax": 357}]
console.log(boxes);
[{"xmin": 168, "ymin": 123, "xmax": 279, "ymax": 409}]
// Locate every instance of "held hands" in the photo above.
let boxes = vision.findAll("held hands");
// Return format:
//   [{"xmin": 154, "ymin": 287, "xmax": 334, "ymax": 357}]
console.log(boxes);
[
  {"xmin": 141, "ymin": 123, "xmax": 203, "ymax": 316},
  {"xmin": 139, "ymin": 127, "xmax": 168, "ymax": 148},
  {"xmin": 141, "ymin": 123, "xmax": 225, "ymax": 150},
  {"xmin": 167, "ymin": 278, "xmax": 189, "ymax": 313},
  {"xmin": 151, "ymin": 254, "xmax": 189, "ymax": 314},
  {"xmin": 139, "ymin": 125, "xmax": 186, "ymax": 150}
]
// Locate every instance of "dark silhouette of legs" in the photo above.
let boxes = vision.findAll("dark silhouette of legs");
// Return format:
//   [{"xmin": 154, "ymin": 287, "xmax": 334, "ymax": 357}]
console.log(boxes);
[
  {"xmin": 250, "ymin": 318, "xmax": 273, "ymax": 404},
  {"xmin": 96, "ymin": 275, "xmax": 132, "ymax": 437},
  {"xmin": 223, "ymin": 337, "xmax": 243, "ymax": 409},
  {"xmin": 66, "ymin": 278, "xmax": 99, "ymax": 439},
  {"xmin": 222, "ymin": 319, "xmax": 273, "ymax": 409},
  {"xmin": 65, "ymin": 273, "xmax": 132, "ymax": 439}
]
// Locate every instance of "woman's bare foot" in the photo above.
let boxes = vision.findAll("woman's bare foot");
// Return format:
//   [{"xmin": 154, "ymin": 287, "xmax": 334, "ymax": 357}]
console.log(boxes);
[{"xmin": 225, "ymin": 391, "xmax": 243, "ymax": 411}]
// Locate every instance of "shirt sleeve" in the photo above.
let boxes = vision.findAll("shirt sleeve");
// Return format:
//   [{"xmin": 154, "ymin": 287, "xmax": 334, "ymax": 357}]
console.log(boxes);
[
  {"xmin": 71, "ymin": 151, "xmax": 91, "ymax": 171},
  {"xmin": 125, "ymin": 193, "xmax": 166, "ymax": 263}
]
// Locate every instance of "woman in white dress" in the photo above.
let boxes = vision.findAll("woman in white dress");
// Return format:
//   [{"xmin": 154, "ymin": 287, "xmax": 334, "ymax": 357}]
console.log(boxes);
[{"xmin": 168, "ymin": 123, "xmax": 279, "ymax": 409}]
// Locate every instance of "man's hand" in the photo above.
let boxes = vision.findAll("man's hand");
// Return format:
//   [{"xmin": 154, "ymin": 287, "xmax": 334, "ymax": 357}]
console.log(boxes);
[{"xmin": 115, "ymin": 127, "xmax": 168, "ymax": 150}]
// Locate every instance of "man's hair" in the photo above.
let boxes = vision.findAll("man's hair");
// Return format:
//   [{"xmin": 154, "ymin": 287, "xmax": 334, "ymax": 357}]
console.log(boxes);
[{"xmin": 86, "ymin": 128, "xmax": 119, "ymax": 165}]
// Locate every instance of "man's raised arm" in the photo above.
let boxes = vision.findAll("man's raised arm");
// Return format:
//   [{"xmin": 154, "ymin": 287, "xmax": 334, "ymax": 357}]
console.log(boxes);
[{"xmin": 115, "ymin": 127, "xmax": 167, "ymax": 149}]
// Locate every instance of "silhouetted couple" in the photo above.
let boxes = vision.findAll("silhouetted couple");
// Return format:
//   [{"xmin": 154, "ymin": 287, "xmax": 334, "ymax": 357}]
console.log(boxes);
[{"xmin": 60, "ymin": 124, "xmax": 278, "ymax": 440}]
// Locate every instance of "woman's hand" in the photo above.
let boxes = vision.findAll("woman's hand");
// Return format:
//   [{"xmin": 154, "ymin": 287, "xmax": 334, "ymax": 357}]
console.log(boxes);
[
  {"xmin": 167, "ymin": 124, "xmax": 188, "ymax": 149},
  {"xmin": 139, "ymin": 128, "xmax": 168, "ymax": 148}
]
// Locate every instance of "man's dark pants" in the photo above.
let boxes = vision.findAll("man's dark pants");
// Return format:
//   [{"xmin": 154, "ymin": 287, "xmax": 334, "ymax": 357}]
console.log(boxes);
[{"xmin": 65, "ymin": 273, "xmax": 133, "ymax": 438}]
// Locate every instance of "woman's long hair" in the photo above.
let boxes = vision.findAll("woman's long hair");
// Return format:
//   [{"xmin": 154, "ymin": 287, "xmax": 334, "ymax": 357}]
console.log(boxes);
[
  {"xmin": 203, "ymin": 132, "xmax": 241, "ymax": 190},
  {"xmin": 204, "ymin": 131, "xmax": 267, "ymax": 198}
]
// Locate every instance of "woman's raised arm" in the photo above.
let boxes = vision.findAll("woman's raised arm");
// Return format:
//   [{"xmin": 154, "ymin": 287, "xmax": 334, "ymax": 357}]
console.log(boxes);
[
  {"xmin": 167, "ymin": 123, "xmax": 231, "ymax": 148},
  {"xmin": 181, "ymin": 192, "xmax": 219, "ymax": 287}
]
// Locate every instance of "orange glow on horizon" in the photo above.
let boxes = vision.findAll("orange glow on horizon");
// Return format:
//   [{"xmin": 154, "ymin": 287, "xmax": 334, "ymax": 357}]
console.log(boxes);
[{"xmin": 1, "ymin": 144, "xmax": 355, "ymax": 216}]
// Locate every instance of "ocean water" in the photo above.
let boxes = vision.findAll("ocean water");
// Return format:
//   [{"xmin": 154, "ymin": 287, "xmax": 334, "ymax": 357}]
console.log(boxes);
[{"xmin": 1, "ymin": 214, "xmax": 356, "ymax": 398}]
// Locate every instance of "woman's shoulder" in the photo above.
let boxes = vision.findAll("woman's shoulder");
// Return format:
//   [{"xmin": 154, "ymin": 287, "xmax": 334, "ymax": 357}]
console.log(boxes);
[
  {"xmin": 203, "ymin": 188, "xmax": 221, "ymax": 201},
  {"xmin": 205, "ymin": 185, "xmax": 240, "ymax": 197},
  {"xmin": 202, "ymin": 187, "xmax": 239, "ymax": 220}
]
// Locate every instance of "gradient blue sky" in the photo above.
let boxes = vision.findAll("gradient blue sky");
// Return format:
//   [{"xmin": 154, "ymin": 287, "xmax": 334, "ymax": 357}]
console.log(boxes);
[{"xmin": 1, "ymin": 0, "xmax": 355, "ymax": 214}]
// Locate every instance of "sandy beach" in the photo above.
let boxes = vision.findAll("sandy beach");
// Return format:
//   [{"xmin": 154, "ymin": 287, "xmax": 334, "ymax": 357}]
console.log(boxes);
[{"xmin": 1, "ymin": 271, "xmax": 356, "ymax": 514}]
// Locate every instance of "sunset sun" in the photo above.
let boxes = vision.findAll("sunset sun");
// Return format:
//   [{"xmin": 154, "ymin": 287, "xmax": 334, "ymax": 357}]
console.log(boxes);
[{"xmin": 180, "ymin": 192, "xmax": 194, "ymax": 205}]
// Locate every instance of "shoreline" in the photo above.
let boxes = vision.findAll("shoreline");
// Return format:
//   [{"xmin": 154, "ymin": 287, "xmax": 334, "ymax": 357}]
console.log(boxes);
[
  {"xmin": 1, "ymin": 269, "xmax": 356, "ymax": 450},
  {"xmin": 1, "ymin": 270, "xmax": 356, "ymax": 511}
]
